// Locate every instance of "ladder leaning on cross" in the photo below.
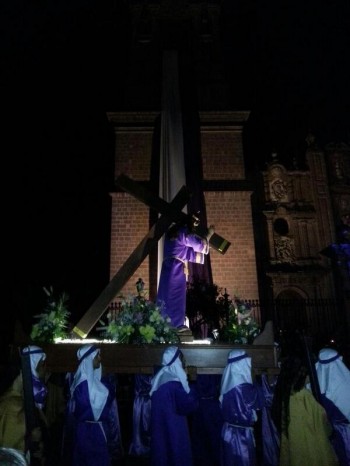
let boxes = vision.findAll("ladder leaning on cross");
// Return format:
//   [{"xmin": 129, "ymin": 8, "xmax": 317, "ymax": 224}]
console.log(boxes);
[{"xmin": 72, "ymin": 174, "xmax": 231, "ymax": 339}]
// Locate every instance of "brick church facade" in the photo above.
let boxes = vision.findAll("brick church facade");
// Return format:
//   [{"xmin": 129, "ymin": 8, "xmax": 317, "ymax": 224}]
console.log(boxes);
[{"xmin": 105, "ymin": 1, "xmax": 349, "ymax": 343}]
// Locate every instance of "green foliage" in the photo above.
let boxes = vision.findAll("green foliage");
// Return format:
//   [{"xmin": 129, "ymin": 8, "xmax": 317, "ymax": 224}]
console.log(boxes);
[
  {"xmin": 219, "ymin": 297, "xmax": 261, "ymax": 344},
  {"xmin": 103, "ymin": 297, "xmax": 180, "ymax": 345},
  {"xmin": 30, "ymin": 287, "xmax": 71, "ymax": 343}
]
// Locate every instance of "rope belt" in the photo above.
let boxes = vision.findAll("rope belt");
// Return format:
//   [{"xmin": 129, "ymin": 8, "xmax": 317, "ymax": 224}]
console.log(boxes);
[
  {"xmin": 164, "ymin": 256, "xmax": 185, "ymax": 264},
  {"xmin": 84, "ymin": 421, "xmax": 107, "ymax": 442},
  {"xmin": 164, "ymin": 256, "xmax": 189, "ymax": 278}
]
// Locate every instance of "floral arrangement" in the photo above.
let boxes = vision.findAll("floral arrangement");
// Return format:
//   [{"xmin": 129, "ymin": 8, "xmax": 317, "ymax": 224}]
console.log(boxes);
[
  {"xmin": 30, "ymin": 287, "xmax": 71, "ymax": 343},
  {"xmin": 102, "ymin": 297, "xmax": 180, "ymax": 345},
  {"xmin": 220, "ymin": 296, "xmax": 261, "ymax": 344}
]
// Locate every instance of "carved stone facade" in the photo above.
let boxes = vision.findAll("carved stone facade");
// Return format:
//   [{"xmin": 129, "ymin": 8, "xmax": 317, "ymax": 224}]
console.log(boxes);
[
  {"xmin": 259, "ymin": 149, "xmax": 336, "ymax": 301},
  {"xmin": 254, "ymin": 142, "xmax": 350, "ymax": 337}
]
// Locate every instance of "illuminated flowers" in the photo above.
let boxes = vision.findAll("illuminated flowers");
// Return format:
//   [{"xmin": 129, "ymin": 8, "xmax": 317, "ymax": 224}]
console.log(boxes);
[
  {"xmin": 220, "ymin": 297, "xmax": 261, "ymax": 344},
  {"xmin": 30, "ymin": 287, "xmax": 71, "ymax": 343},
  {"xmin": 103, "ymin": 297, "xmax": 179, "ymax": 345}
]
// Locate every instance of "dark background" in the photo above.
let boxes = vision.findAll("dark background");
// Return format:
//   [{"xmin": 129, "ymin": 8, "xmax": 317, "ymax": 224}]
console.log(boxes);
[{"xmin": 2, "ymin": 0, "xmax": 349, "ymax": 336}]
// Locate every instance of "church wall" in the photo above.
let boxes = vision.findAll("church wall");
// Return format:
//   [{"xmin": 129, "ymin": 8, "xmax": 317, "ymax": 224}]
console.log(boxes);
[
  {"xmin": 108, "ymin": 114, "xmax": 156, "ymax": 298},
  {"xmin": 113, "ymin": 129, "xmax": 154, "ymax": 180},
  {"xmin": 306, "ymin": 148, "xmax": 336, "ymax": 249},
  {"xmin": 108, "ymin": 111, "xmax": 259, "ymax": 304},
  {"xmin": 110, "ymin": 192, "xmax": 150, "ymax": 299},
  {"xmin": 201, "ymin": 130, "xmax": 245, "ymax": 180},
  {"xmin": 199, "ymin": 112, "xmax": 258, "ymax": 299},
  {"xmin": 324, "ymin": 143, "xmax": 350, "ymax": 336},
  {"xmin": 204, "ymin": 190, "xmax": 259, "ymax": 299}
]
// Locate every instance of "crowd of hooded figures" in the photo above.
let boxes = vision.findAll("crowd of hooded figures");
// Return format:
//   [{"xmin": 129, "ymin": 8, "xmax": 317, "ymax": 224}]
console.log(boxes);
[{"xmin": 0, "ymin": 340, "xmax": 349, "ymax": 466}]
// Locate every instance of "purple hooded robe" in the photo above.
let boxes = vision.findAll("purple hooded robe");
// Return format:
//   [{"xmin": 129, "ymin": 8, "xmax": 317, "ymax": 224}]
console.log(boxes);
[
  {"xmin": 69, "ymin": 345, "xmax": 115, "ymax": 466},
  {"xmin": 150, "ymin": 346, "xmax": 199, "ymax": 466},
  {"xmin": 255, "ymin": 373, "xmax": 280, "ymax": 466},
  {"xmin": 128, "ymin": 374, "xmax": 152, "ymax": 457},
  {"xmin": 220, "ymin": 350, "xmax": 260, "ymax": 466}
]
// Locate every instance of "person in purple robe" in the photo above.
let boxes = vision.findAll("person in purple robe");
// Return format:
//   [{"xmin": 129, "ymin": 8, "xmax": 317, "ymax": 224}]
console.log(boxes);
[
  {"xmin": 149, "ymin": 346, "xmax": 199, "ymax": 466},
  {"xmin": 102, "ymin": 373, "xmax": 124, "ymax": 463},
  {"xmin": 219, "ymin": 349, "xmax": 260, "ymax": 466},
  {"xmin": 69, "ymin": 344, "xmax": 116, "ymax": 466},
  {"xmin": 61, "ymin": 372, "xmax": 77, "ymax": 466},
  {"xmin": 157, "ymin": 215, "xmax": 214, "ymax": 328},
  {"xmin": 255, "ymin": 373, "xmax": 280, "ymax": 466},
  {"xmin": 190, "ymin": 374, "xmax": 223, "ymax": 466},
  {"xmin": 316, "ymin": 348, "xmax": 350, "ymax": 466}
]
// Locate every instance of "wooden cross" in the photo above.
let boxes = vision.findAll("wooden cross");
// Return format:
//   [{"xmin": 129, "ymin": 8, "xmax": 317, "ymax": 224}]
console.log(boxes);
[
  {"xmin": 117, "ymin": 174, "xmax": 231, "ymax": 255},
  {"xmin": 72, "ymin": 174, "xmax": 230, "ymax": 338}
]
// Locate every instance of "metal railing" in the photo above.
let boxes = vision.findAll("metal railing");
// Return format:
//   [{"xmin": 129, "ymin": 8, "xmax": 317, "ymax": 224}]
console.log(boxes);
[{"xmin": 106, "ymin": 297, "xmax": 343, "ymax": 342}]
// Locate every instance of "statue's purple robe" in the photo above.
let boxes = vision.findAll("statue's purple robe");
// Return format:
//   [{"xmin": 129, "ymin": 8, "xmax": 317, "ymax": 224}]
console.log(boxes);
[
  {"xmin": 220, "ymin": 383, "xmax": 260, "ymax": 466},
  {"xmin": 150, "ymin": 380, "xmax": 199, "ymax": 466},
  {"xmin": 157, "ymin": 226, "xmax": 209, "ymax": 327},
  {"xmin": 129, "ymin": 374, "xmax": 152, "ymax": 457},
  {"xmin": 72, "ymin": 379, "xmax": 115, "ymax": 466}
]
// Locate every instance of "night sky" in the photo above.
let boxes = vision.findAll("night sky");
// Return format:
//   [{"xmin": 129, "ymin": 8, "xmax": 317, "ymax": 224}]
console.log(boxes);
[{"xmin": 3, "ymin": 0, "xmax": 350, "ymax": 334}]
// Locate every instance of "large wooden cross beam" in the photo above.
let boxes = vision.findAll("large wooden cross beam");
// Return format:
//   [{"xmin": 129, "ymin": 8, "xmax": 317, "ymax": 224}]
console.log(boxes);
[
  {"xmin": 72, "ymin": 182, "xmax": 191, "ymax": 338},
  {"xmin": 117, "ymin": 174, "xmax": 231, "ymax": 255}
]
